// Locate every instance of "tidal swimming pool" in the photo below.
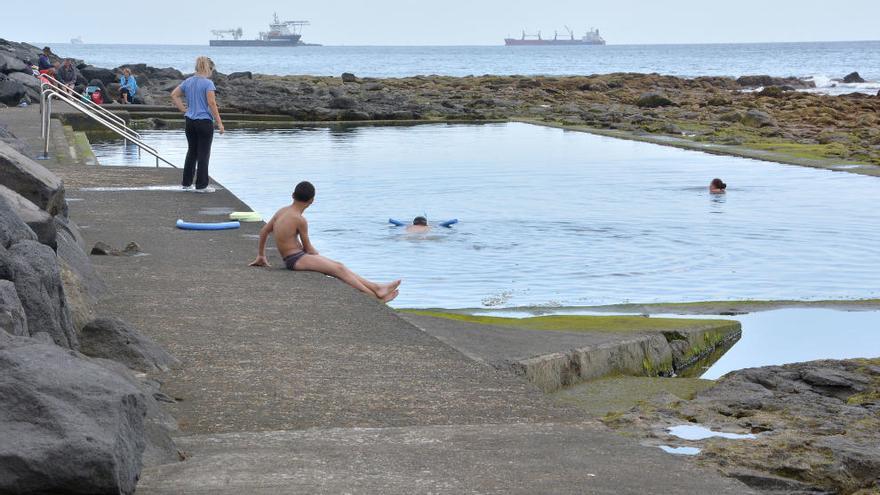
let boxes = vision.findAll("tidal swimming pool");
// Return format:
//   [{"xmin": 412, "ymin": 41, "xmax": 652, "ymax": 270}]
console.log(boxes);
[{"xmin": 90, "ymin": 123, "xmax": 880, "ymax": 309}]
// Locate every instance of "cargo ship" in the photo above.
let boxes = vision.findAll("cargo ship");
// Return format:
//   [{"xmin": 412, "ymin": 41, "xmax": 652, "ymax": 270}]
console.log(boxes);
[
  {"xmin": 210, "ymin": 13, "xmax": 310, "ymax": 47},
  {"xmin": 505, "ymin": 27, "xmax": 605, "ymax": 46}
]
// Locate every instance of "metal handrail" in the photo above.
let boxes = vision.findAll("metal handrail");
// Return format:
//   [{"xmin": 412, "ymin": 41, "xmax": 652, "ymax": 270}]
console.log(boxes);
[
  {"xmin": 37, "ymin": 73, "xmax": 134, "ymax": 134},
  {"xmin": 41, "ymin": 86, "xmax": 157, "ymax": 154},
  {"xmin": 39, "ymin": 86, "xmax": 178, "ymax": 168}
]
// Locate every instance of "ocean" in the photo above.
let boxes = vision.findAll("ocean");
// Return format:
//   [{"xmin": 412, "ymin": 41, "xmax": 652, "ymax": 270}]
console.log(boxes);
[{"xmin": 47, "ymin": 41, "xmax": 880, "ymax": 95}]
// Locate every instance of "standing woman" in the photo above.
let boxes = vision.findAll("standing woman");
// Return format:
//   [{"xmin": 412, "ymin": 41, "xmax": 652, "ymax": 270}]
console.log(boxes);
[{"xmin": 171, "ymin": 56, "xmax": 224, "ymax": 193}]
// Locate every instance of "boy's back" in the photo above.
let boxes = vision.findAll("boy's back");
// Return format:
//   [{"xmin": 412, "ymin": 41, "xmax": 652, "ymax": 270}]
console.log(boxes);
[{"xmin": 272, "ymin": 206, "xmax": 307, "ymax": 257}]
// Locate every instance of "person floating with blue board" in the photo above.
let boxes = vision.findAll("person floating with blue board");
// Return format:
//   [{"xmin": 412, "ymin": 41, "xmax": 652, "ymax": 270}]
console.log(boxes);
[
  {"xmin": 389, "ymin": 216, "xmax": 458, "ymax": 233},
  {"xmin": 249, "ymin": 181, "xmax": 402, "ymax": 303}
]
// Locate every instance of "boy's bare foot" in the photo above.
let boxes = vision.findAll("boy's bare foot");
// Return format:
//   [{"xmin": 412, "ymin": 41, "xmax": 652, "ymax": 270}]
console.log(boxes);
[
  {"xmin": 381, "ymin": 289, "xmax": 399, "ymax": 304},
  {"xmin": 376, "ymin": 280, "xmax": 402, "ymax": 298}
]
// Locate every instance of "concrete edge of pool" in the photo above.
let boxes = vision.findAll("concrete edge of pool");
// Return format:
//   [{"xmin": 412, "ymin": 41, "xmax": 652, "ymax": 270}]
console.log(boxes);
[{"xmin": 400, "ymin": 311, "xmax": 742, "ymax": 392}]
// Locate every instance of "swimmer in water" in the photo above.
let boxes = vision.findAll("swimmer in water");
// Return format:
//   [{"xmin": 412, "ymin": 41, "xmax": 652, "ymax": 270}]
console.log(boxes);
[
  {"xmin": 709, "ymin": 178, "xmax": 727, "ymax": 194},
  {"xmin": 405, "ymin": 216, "xmax": 431, "ymax": 233}
]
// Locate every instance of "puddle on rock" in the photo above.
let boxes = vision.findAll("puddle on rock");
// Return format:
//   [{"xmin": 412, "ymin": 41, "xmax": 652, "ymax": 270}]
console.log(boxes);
[
  {"xmin": 78, "ymin": 185, "xmax": 190, "ymax": 192},
  {"xmin": 199, "ymin": 207, "xmax": 236, "ymax": 216},
  {"xmin": 667, "ymin": 425, "xmax": 756, "ymax": 441},
  {"xmin": 659, "ymin": 445, "xmax": 701, "ymax": 456}
]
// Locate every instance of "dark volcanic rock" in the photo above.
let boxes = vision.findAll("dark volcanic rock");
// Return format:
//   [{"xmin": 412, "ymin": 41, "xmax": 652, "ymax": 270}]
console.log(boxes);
[
  {"xmin": 341, "ymin": 72, "xmax": 358, "ymax": 83},
  {"xmin": 228, "ymin": 71, "xmax": 252, "ymax": 80},
  {"xmin": 0, "ymin": 185, "xmax": 56, "ymax": 249},
  {"xmin": 843, "ymin": 71, "xmax": 866, "ymax": 84},
  {"xmin": 0, "ymin": 52, "xmax": 28, "ymax": 73},
  {"xmin": 637, "ymin": 92, "xmax": 675, "ymax": 108},
  {"xmin": 328, "ymin": 96, "xmax": 358, "ymax": 109},
  {"xmin": 0, "ymin": 194, "xmax": 38, "ymax": 249},
  {"xmin": 604, "ymin": 359, "xmax": 880, "ymax": 494},
  {"xmin": 80, "ymin": 317, "xmax": 179, "ymax": 373},
  {"xmin": 79, "ymin": 65, "xmax": 116, "ymax": 85},
  {"xmin": 0, "ymin": 76, "xmax": 26, "ymax": 106},
  {"xmin": 0, "ymin": 240, "xmax": 77, "ymax": 348},
  {"xmin": 0, "ymin": 335, "xmax": 146, "ymax": 494},
  {"xmin": 0, "ymin": 280, "xmax": 28, "ymax": 337},
  {"xmin": 90, "ymin": 357, "xmax": 181, "ymax": 466},
  {"xmin": 0, "ymin": 141, "xmax": 66, "ymax": 216}
]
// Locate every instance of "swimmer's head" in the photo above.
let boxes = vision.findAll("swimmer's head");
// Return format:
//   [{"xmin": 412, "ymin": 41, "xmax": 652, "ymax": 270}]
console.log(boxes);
[
  {"xmin": 710, "ymin": 178, "xmax": 727, "ymax": 191},
  {"xmin": 293, "ymin": 181, "xmax": 315, "ymax": 203},
  {"xmin": 413, "ymin": 216, "xmax": 428, "ymax": 226}
]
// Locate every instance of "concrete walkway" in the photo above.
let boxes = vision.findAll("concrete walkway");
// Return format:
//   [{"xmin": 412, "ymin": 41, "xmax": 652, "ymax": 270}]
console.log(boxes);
[{"xmin": 0, "ymin": 106, "xmax": 754, "ymax": 493}]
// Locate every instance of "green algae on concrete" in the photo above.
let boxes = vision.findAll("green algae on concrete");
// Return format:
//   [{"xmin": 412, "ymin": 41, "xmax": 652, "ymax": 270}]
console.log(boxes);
[
  {"xmin": 402, "ymin": 310, "xmax": 734, "ymax": 334},
  {"xmin": 553, "ymin": 376, "xmax": 716, "ymax": 418},
  {"xmin": 402, "ymin": 310, "xmax": 741, "ymax": 392}
]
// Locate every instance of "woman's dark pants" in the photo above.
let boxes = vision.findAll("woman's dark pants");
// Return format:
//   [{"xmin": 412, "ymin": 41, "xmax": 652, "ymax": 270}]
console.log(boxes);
[{"xmin": 182, "ymin": 118, "xmax": 214, "ymax": 189}]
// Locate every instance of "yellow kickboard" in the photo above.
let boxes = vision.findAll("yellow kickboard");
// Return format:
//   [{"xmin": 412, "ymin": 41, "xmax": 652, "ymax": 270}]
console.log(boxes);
[{"xmin": 229, "ymin": 212, "xmax": 263, "ymax": 222}]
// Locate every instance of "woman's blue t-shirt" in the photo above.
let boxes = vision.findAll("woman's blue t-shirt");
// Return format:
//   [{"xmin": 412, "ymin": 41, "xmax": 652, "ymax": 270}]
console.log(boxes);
[{"xmin": 180, "ymin": 76, "xmax": 216, "ymax": 121}]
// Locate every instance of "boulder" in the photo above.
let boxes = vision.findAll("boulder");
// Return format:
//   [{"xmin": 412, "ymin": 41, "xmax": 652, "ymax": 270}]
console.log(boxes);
[
  {"xmin": 0, "ymin": 52, "xmax": 28, "ymax": 73},
  {"xmin": 0, "ymin": 240, "xmax": 77, "ymax": 348},
  {"xmin": 90, "ymin": 357, "xmax": 181, "ymax": 466},
  {"xmin": 79, "ymin": 65, "xmax": 116, "ymax": 85},
  {"xmin": 228, "ymin": 71, "xmax": 253, "ymax": 80},
  {"xmin": 80, "ymin": 317, "xmax": 179, "ymax": 373},
  {"xmin": 0, "ymin": 141, "xmax": 66, "ymax": 215},
  {"xmin": 0, "ymin": 194, "xmax": 38, "ymax": 249},
  {"xmin": 843, "ymin": 72, "xmax": 865, "ymax": 84},
  {"xmin": 0, "ymin": 77, "xmax": 26, "ymax": 106},
  {"xmin": 0, "ymin": 124, "xmax": 30, "ymax": 155},
  {"xmin": 0, "ymin": 335, "xmax": 146, "ymax": 494},
  {"xmin": 0, "ymin": 185, "xmax": 56, "ymax": 249},
  {"xmin": 0, "ymin": 280, "xmax": 28, "ymax": 336},
  {"xmin": 328, "ymin": 96, "xmax": 358, "ymax": 109},
  {"xmin": 6, "ymin": 71, "xmax": 39, "ymax": 91},
  {"xmin": 56, "ymin": 216, "xmax": 105, "ymax": 297},
  {"xmin": 736, "ymin": 75, "xmax": 775, "ymax": 88},
  {"xmin": 637, "ymin": 92, "xmax": 675, "ymax": 108},
  {"xmin": 341, "ymin": 72, "xmax": 358, "ymax": 83},
  {"xmin": 741, "ymin": 109, "xmax": 776, "ymax": 128}
]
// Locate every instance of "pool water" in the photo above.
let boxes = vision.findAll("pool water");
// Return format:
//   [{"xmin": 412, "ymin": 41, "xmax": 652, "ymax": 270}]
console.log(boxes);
[{"xmin": 90, "ymin": 123, "xmax": 880, "ymax": 309}]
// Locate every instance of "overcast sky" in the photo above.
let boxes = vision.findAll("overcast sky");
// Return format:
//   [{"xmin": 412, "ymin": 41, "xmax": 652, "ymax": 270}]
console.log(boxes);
[{"xmin": 6, "ymin": 0, "xmax": 880, "ymax": 45}]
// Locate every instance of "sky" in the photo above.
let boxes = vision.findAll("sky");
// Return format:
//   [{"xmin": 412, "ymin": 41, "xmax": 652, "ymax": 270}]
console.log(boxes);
[{"xmin": 4, "ymin": 0, "xmax": 879, "ymax": 46}]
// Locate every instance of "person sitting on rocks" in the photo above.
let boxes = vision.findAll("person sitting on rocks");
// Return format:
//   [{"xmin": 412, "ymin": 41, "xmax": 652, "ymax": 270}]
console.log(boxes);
[
  {"xmin": 249, "ymin": 181, "xmax": 402, "ymax": 303},
  {"xmin": 406, "ymin": 216, "xmax": 431, "ymax": 233},
  {"xmin": 709, "ymin": 178, "xmax": 727, "ymax": 194},
  {"xmin": 118, "ymin": 68, "xmax": 139, "ymax": 104},
  {"xmin": 56, "ymin": 59, "xmax": 78, "ymax": 92},
  {"xmin": 37, "ymin": 47, "xmax": 55, "ymax": 83}
]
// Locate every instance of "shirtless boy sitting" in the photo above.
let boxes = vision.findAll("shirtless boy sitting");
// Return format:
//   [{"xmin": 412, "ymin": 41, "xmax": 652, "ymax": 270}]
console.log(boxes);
[{"xmin": 249, "ymin": 181, "xmax": 401, "ymax": 303}]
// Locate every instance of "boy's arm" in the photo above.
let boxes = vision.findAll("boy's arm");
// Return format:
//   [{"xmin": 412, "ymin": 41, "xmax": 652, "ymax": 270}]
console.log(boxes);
[
  {"xmin": 298, "ymin": 219, "xmax": 319, "ymax": 255},
  {"xmin": 249, "ymin": 215, "xmax": 276, "ymax": 266}
]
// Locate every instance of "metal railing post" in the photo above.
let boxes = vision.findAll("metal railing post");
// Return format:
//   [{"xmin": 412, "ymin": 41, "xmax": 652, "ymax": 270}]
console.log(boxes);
[{"xmin": 42, "ymin": 96, "xmax": 52, "ymax": 159}]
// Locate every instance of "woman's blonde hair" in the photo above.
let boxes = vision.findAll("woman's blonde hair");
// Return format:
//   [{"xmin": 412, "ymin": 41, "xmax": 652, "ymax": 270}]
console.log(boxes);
[
  {"xmin": 122, "ymin": 68, "xmax": 132, "ymax": 76},
  {"xmin": 194, "ymin": 56, "xmax": 215, "ymax": 76}
]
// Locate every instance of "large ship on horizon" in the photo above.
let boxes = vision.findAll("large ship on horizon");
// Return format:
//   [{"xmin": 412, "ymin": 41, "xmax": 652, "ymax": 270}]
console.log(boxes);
[
  {"xmin": 505, "ymin": 27, "xmax": 605, "ymax": 46},
  {"xmin": 210, "ymin": 13, "xmax": 312, "ymax": 47}
]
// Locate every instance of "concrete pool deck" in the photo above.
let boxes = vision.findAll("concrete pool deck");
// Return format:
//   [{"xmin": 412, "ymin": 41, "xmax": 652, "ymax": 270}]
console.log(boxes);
[{"xmin": 2, "ymin": 105, "xmax": 756, "ymax": 493}]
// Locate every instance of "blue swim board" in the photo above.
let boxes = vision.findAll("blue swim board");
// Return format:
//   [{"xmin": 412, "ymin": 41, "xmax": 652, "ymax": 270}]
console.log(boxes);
[
  {"xmin": 389, "ymin": 218, "xmax": 458, "ymax": 228},
  {"xmin": 176, "ymin": 219, "xmax": 241, "ymax": 231}
]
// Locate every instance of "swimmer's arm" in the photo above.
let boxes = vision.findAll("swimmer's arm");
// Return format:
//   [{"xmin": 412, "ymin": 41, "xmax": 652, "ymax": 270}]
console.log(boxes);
[
  {"xmin": 249, "ymin": 215, "xmax": 276, "ymax": 267},
  {"xmin": 298, "ymin": 219, "xmax": 319, "ymax": 255}
]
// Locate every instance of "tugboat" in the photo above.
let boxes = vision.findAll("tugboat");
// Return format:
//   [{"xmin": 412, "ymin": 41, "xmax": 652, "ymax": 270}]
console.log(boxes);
[
  {"xmin": 210, "ymin": 13, "xmax": 310, "ymax": 47},
  {"xmin": 505, "ymin": 26, "xmax": 605, "ymax": 46}
]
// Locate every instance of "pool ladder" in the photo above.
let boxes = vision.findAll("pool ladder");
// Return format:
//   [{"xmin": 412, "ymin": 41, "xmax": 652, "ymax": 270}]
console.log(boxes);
[{"xmin": 37, "ymin": 73, "xmax": 178, "ymax": 168}]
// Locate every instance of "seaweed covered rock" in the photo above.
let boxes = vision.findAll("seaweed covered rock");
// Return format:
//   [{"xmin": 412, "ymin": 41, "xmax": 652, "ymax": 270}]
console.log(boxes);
[
  {"xmin": 637, "ymin": 92, "xmax": 674, "ymax": 108},
  {"xmin": 0, "ymin": 141, "xmax": 66, "ymax": 216},
  {"xmin": 0, "ymin": 335, "xmax": 147, "ymax": 495},
  {"xmin": 80, "ymin": 317, "xmax": 179, "ymax": 373},
  {"xmin": 0, "ymin": 240, "xmax": 77, "ymax": 348}
]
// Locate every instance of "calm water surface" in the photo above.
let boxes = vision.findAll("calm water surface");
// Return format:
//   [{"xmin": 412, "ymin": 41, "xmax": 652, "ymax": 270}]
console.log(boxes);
[{"xmin": 90, "ymin": 123, "xmax": 880, "ymax": 309}]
